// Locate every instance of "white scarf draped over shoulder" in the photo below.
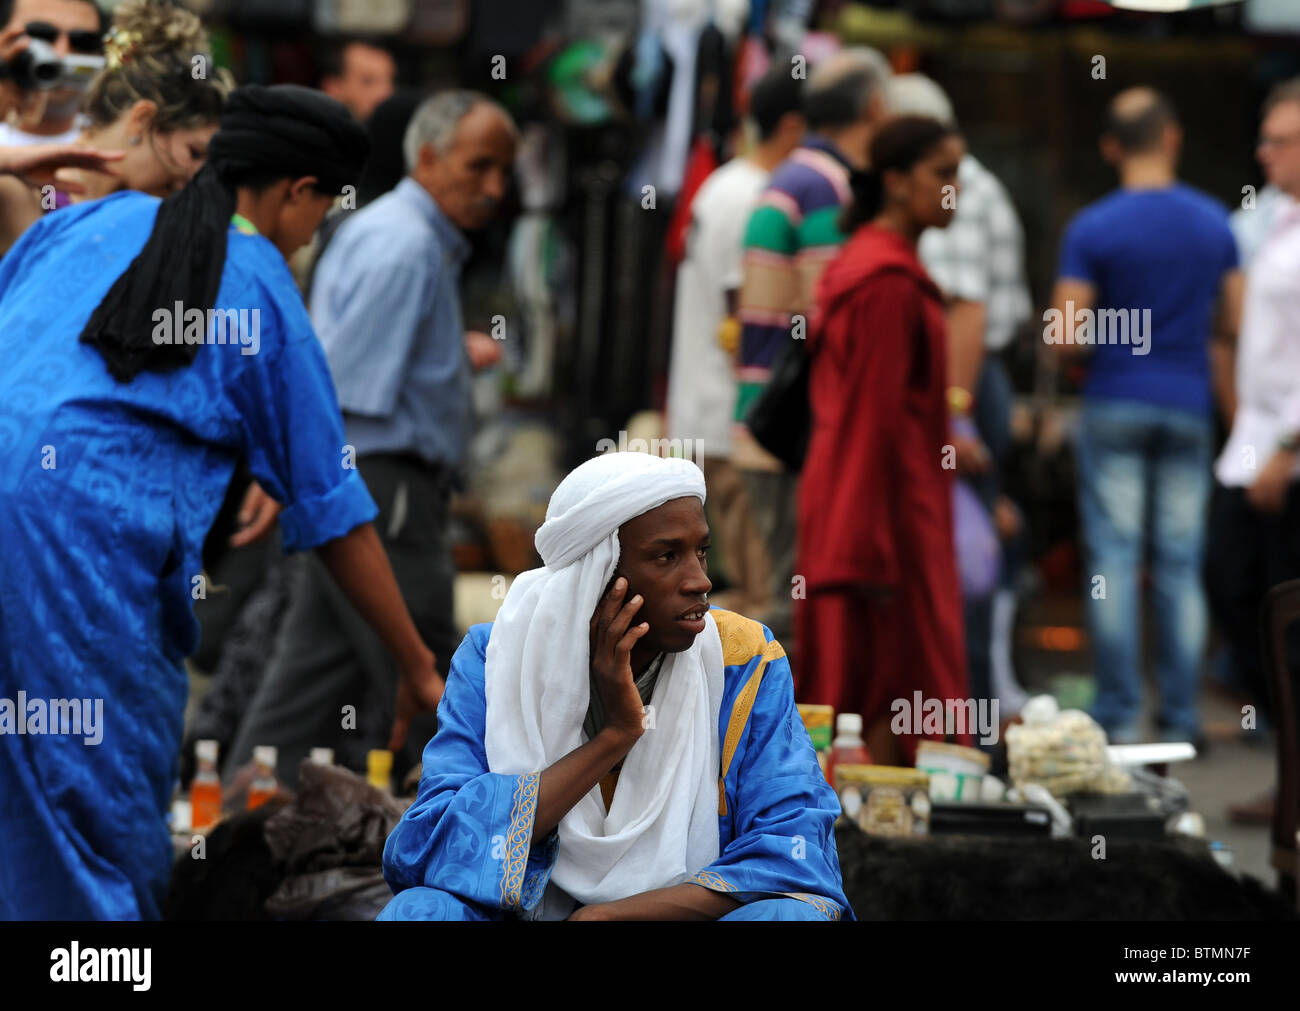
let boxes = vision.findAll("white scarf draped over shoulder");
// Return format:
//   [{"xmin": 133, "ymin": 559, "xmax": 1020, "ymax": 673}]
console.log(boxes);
[{"xmin": 483, "ymin": 452, "xmax": 723, "ymax": 908}]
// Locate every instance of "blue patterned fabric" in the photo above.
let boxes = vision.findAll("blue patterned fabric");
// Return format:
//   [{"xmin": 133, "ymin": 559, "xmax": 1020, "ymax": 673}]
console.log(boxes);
[
  {"xmin": 380, "ymin": 609, "xmax": 853, "ymax": 921},
  {"xmin": 0, "ymin": 191, "xmax": 378, "ymax": 919}
]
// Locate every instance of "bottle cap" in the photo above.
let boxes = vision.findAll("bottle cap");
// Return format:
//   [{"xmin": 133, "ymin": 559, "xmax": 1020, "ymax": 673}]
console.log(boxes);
[
  {"xmin": 309, "ymin": 747, "xmax": 334, "ymax": 766},
  {"xmin": 196, "ymin": 739, "xmax": 218, "ymax": 763},
  {"xmin": 836, "ymin": 713, "xmax": 862, "ymax": 735},
  {"xmin": 253, "ymin": 745, "xmax": 277, "ymax": 770},
  {"xmin": 368, "ymin": 749, "xmax": 393, "ymax": 778}
]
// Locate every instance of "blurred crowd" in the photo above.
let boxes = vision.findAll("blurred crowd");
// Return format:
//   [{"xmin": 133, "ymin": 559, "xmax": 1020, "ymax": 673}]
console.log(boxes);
[{"xmin": 0, "ymin": 0, "xmax": 1296, "ymax": 916}]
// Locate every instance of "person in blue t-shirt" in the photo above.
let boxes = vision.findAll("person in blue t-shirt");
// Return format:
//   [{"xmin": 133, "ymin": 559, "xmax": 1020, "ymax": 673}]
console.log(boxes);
[{"xmin": 1047, "ymin": 87, "xmax": 1243, "ymax": 745}]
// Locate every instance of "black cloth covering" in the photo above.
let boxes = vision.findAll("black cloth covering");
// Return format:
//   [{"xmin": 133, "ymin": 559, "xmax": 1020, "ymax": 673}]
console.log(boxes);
[{"xmin": 80, "ymin": 84, "xmax": 369, "ymax": 382}]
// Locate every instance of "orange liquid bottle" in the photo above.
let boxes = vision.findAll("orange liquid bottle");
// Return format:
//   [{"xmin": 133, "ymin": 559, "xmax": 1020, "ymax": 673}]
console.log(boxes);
[
  {"xmin": 190, "ymin": 739, "xmax": 222, "ymax": 832},
  {"xmin": 246, "ymin": 745, "xmax": 279, "ymax": 809}
]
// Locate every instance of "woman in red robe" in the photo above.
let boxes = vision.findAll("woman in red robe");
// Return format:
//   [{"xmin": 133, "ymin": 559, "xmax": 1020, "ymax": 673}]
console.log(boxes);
[{"xmin": 795, "ymin": 116, "xmax": 970, "ymax": 765}]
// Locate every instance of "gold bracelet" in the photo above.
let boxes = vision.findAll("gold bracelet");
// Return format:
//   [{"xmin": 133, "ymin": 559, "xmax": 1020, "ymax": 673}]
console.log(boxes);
[
  {"xmin": 717, "ymin": 316, "xmax": 741, "ymax": 355},
  {"xmin": 947, "ymin": 386, "xmax": 973, "ymax": 416}
]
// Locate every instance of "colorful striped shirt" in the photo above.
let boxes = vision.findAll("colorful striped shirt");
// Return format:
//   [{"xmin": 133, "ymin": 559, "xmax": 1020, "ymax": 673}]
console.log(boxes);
[{"xmin": 734, "ymin": 135, "xmax": 853, "ymax": 468}]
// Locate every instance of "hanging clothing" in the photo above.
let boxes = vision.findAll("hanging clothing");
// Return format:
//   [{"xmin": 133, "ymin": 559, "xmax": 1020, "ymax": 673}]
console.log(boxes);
[{"xmin": 0, "ymin": 192, "xmax": 377, "ymax": 919}]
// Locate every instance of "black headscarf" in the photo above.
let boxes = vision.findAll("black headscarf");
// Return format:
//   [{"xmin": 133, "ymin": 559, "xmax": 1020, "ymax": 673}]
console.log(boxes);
[{"xmin": 80, "ymin": 84, "xmax": 369, "ymax": 383}]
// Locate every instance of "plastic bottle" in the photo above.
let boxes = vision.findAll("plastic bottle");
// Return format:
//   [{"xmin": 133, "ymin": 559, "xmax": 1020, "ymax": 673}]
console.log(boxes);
[
  {"xmin": 826, "ymin": 713, "xmax": 872, "ymax": 786},
  {"xmin": 190, "ymin": 739, "xmax": 222, "ymax": 833},
  {"xmin": 246, "ymin": 745, "xmax": 279, "ymax": 809},
  {"xmin": 367, "ymin": 749, "xmax": 393, "ymax": 793},
  {"xmin": 309, "ymin": 747, "xmax": 334, "ymax": 766}
]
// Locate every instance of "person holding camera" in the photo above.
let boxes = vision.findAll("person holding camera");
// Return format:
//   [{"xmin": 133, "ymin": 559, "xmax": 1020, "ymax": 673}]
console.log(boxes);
[
  {"xmin": 0, "ymin": 1, "xmax": 228, "ymax": 253},
  {"xmin": 0, "ymin": 18, "xmax": 122, "ymax": 231},
  {"xmin": 0, "ymin": 0, "xmax": 104, "ymax": 145}
]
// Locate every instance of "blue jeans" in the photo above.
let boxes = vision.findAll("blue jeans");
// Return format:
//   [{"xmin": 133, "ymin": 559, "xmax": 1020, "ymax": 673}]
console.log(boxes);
[{"xmin": 1075, "ymin": 399, "xmax": 1212, "ymax": 741}]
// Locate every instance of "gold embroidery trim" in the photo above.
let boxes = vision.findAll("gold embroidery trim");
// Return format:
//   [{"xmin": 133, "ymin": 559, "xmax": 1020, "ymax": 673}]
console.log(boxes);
[
  {"xmin": 718, "ymin": 661, "xmax": 767, "ymax": 815},
  {"xmin": 784, "ymin": 892, "xmax": 843, "ymax": 920},
  {"xmin": 499, "ymin": 771, "xmax": 539, "ymax": 910},
  {"xmin": 688, "ymin": 869, "xmax": 737, "ymax": 893},
  {"xmin": 711, "ymin": 608, "xmax": 770, "ymax": 668}
]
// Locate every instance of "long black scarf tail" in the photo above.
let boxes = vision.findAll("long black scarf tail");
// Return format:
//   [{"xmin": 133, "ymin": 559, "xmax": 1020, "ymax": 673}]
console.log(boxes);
[
  {"xmin": 77, "ymin": 84, "xmax": 368, "ymax": 384},
  {"xmin": 80, "ymin": 164, "xmax": 235, "ymax": 383}
]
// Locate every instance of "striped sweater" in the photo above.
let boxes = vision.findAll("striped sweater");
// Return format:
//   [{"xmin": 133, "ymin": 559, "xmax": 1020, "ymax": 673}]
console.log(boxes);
[{"xmin": 733, "ymin": 135, "xmax": 853, "ymax": 468}]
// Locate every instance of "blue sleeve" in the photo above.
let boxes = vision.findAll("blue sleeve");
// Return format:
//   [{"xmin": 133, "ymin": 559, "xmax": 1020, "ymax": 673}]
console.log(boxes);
[
  {"xmin": 382, "ymin": 627, "xmax": 559, "ymax": 914},
  {"xmin": 225, "ymin": 304, "xmax": 378, "ymax": 552},
  {"xmin": 688, "ymin": 648, "xmax": 853, "ymax": 921},
  {"xmin": 312, "ymin": 243, "xmax": 433, "ymax": 419},
  {"xmin": 1057, "ymin": 214, "xmax": 1097, "ymax": 286}
]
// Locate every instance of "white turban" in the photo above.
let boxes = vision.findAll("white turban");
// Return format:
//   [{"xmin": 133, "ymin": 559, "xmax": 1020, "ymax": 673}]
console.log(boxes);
[{"xmin": 484, "ymin": 452, "xmax": 723, "ymax": 914}]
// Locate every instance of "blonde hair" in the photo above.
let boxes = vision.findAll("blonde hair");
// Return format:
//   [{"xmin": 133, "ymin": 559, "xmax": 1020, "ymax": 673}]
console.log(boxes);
[{"xmin": 82, "ymin": 0, "xmax": 233, "ymax": 134}]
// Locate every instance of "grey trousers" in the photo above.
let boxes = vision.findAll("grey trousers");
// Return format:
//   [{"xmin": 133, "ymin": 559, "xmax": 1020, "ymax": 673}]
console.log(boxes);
[
  {"xmin": 227, "ymin": 454, "xmax": 457, "ymax": 789},
  {"xmin": 737, "ymin": 467, "xmax": 798, "ymax": 646}
]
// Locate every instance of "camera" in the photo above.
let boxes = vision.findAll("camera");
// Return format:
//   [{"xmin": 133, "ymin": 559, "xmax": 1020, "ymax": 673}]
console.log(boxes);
[{"xmin": 0, "ymin": 36, "xmax": 63, "ymax": 90}]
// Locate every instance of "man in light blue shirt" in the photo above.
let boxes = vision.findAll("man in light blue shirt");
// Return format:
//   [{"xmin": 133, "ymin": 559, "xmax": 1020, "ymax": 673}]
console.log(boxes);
[
  {"xmin": 313, "ymin": 170, "xmax": 473, "ymax": 471},
  {"xmin": 230, "ymin": 91, "xmax": 517, "ymax": 787}
]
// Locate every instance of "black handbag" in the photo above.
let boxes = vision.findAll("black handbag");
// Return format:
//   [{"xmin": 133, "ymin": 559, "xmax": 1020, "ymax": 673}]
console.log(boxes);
[{"xmin": 744, "ymin": 335, "xmax": 812, "ymax": 472}]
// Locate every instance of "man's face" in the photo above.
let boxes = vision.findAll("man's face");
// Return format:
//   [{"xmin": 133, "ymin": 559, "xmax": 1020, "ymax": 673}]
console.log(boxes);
[
  {"xmin": 1258, "ymin": 101, "xmax": 1300, "ymax": 196},
  {"xmin": 614, "ymin": 496, "xmax": 712, "ymax": 658},
  {"xmin": 8, "ymin": 0, "xmax": 101, "ymax": 107},
  {"xmin": 334, "ymin": 43, "xmax": 395, "ymax": 123},
  {"xmin": 417, "ymin": 103, "xmax": 516, "ymax": 231}
]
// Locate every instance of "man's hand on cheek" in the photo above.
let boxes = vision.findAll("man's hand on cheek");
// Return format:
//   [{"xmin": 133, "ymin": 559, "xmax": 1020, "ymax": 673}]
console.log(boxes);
[{"xmin": 588, "ymin": 576, "xmax": 651, "ymax": 742}]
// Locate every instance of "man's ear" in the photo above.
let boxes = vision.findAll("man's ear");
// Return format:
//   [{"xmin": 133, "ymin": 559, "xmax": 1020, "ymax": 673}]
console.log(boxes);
[
  {"xmin": 288, "ymin": 175, "xmax": 321, "ymax": 203},
  {"xmin": 1165, "ymin": 123, "xmax": 1183, "ymax": 158},
  {"xmin": 866, "ymin": 91, "xmax": 886, "ymax": 125},
  {"xmin": 1099, "ymin": 135, "xmax": 1121, "ymax": 167},
  {"xmin": 417, "ymin": 141, "xmax": 440, "ymax": 174}
]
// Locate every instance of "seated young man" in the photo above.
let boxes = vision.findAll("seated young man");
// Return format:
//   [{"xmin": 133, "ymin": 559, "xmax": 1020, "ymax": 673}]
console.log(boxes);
[{"xmin": 379, "ymin": 452, "xmax": 852, "ymax": 920}]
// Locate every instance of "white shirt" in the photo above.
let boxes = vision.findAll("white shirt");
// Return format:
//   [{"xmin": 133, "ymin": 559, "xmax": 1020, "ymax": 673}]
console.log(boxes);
[
  {"xmin": 0, "ymin": 121, "xmax": 83, "ymax": 147},
  {"xmin": 1216, "ymin": 192, "xmax": 1300, "ymax": 487},
  {"xmin": 666, "ymin": 157, "xmax": 769, "ymax": 456},
  {"xmin": 918, "ymin": 153, "xmax": 1031, "ymax": 352},
  {"xmin": 1230, "ymin": 183, "xmax": 1285, "ymax": 269}
]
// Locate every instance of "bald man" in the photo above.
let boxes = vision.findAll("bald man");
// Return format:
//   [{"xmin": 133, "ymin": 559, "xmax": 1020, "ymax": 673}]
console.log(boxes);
[{"xmin": 1048, "ymin": 87, "xmax": 1241, "ymax": 747}]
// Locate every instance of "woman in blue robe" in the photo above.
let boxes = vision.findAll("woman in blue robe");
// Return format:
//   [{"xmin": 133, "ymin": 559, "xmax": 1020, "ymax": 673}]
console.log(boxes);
[{"xmin": 0, "ymin": 85, "xmax": 442, "ymax": 920}]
